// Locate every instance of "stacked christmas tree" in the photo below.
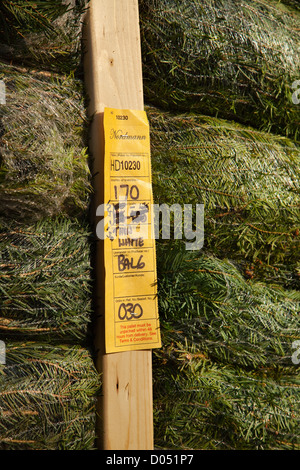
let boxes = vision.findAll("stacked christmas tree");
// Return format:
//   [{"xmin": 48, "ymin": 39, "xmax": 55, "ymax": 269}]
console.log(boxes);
[
  {"xmin": 139, "ymin": 0, "xmax": 300, "ymax": 449},
  {"xmin": 0, "ymin": 1, "xmax": 100, "ymax": 450},
  {"xmin": 1, "ymin": 0, "xmax": 299, "ymax": 451}
]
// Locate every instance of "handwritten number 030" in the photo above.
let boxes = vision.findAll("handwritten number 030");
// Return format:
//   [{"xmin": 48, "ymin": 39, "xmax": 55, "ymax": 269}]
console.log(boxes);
[{"xmin": 118, "ymin": 303, "xmax": 143, "ymax": 320}]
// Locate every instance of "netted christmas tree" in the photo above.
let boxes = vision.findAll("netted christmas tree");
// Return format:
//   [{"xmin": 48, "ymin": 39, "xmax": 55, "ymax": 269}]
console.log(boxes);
[
  {"xmin": 139, "ymin": 0, "xmax": 300, "ymax": 450},
  {"xmin": 0, "ymin": 62, "xmax": 91, "ymax": 223},
  {"xmin": 0, "ymin": 0, "xmax": 88, "ymax": 74},
  {"xmin": 0, "ymin": 1, "xmax": 100, "ymax": 450},
  {"xmin": 156, "ymin": 243, "xmax": 300, "ymax": 371},
  {"xmin": 0, "ymin": 218, "xmax": 94, "ymax": 342},
  {"xmin": 148, "ymin": 106, "xmax": 300, "ymax": 289},
  {"xmin": 0, "ymin": 341, "xmax": 100, "ymax": 450},
  {"xmin": 140, "ymin": 0, "xmax": 300, "ymax": 141}
]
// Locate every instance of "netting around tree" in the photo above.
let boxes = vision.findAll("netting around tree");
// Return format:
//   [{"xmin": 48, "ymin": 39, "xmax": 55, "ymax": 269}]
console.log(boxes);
[
  {"xmin": 0, "ymin": 0, "xmax": 88, "ymax": 74},
  {"xmin": 0, "ymin": 62, "xmax": 92, "ymax": 223},
  {"xmin": 148, "ymin": 106, "xmax": 300, "ymax": 288},
  {"xmin": 153, "ymin": 345, "xmax": 300, "ymax": 450},
  {"xmin": 0, "ymin": 1, "xmax": 99, "ymax": 452},
  {"xmin": 0, "ymin": 217, "xmax": 93, "ymax": 343},
  {"xmin": 153, "ymin": 242, "xmax": 300, "ymax": 450},
  {"xmin": 156, "ymin": 243, "xmax": 300, "ymax": 371},
  {"xmin": 280, "ymin": 0, "xmax": 300, "ymax": 12},
  {"xmin": 140, "ymin": 0, "xmax": 300, "ymax": 141},
  {"xmin": 0, "ymin": 341, "xmax": 100, "ymax": 450}
]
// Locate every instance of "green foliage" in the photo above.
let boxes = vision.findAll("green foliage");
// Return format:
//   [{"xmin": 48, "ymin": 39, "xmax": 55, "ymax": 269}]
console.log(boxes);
[
  {"xmin": 279, "ymin": 0, "xmax": 300, "ymax": 11},
  {"xmin": 153, "ymin": 242, "xmax": 300, "ymax": 449},
  {"xmin": 0, "ymin": 341, "xmax": 101, "ymax": 450},
  {"xmin": 153, "ymin": 345, "xmax": 299, "ymax": 450},
  {"xmin": 0, "ymin": 217, "xmax": 94, "ymax": 343},
  {"xmin": 149, "ymin": 106, "xmax": 300, "ymax": 287},
  {"xmin": 0, "ymin": 62, "xmax": 92, "ymax": 223},
  {"xmin": 156, "ymin": 242, "xmax": 300, "ymax": 370},
  {"xmin": 140, "ymin": 0, "xmax": 300, "ymax": 141},
  {"xmin": 0, "ymin": 2, "xmax": 98, "ymax": 451},
  {"xmin": 0, "ymin": 1, "xmax": 69, "ymax": 37},
  {"xmin": 0, "ymin": 1, "xmax": 88, "ymax": 74}
]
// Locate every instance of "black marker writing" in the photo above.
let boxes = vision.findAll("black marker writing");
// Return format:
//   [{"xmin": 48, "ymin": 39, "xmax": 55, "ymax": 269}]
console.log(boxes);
[{"xmin": 118, "ymin": 254, "xmax": 145, "ymax": 271}]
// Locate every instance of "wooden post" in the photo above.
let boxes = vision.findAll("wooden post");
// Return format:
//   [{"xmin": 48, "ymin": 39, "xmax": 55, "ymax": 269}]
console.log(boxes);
[{"xmin": 83, "ymin": 0, "xmax": 154, "ymax": 450}]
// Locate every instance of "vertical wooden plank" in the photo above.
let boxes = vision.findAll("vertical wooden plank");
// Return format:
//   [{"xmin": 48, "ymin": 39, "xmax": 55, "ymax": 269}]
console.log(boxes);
[{"xmin": 83, "ymin": 0, "xmax": 154, "ymax": 450}]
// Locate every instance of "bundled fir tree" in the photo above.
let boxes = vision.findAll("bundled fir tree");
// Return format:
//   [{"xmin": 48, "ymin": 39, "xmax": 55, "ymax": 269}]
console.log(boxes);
[
  {"xmin": 140, "ymin": 0, "xmax": 300, "ymax": 141},
  {"xmin": 148, "ymin": 106, "xmax": 300, "ymax": 289},
  {"xmin": 0, "ymin": 341, "xmax": 101, "ymax": 450},
  {"xmin": 0, "ymin": 0, "xmax": 88, "ymax": 74},
  {"xmin": 156, "ymin": 243, "xmax": 300, "ymax": 371},
  {"xmin": 0, "ymin": 1, "xmax": 99, "ymax": 450},
  {"xmin": 152, "ymin": 242, "xmax": 300, "ymax": 450},
  {"xmin": 0, "ymin": 217, "xmax": 94, "ymax": 342},
  {"xmin": 0, "ymin": 61, "xmax": 91, "ymax": 223}
]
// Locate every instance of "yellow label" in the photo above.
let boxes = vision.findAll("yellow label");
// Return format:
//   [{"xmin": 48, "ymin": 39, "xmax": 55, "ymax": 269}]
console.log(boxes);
[{"xmin": 103, "ymin": 108, "xmax": 161, "ymax": 353}]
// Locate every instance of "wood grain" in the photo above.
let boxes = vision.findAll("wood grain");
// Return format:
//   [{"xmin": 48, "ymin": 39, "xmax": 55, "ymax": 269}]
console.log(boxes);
[{"xmin": 83, "ymin": 0, "xmax": 154, "ymax": 450}]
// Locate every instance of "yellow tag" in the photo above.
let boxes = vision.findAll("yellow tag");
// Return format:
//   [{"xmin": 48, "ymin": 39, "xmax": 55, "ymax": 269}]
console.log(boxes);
[{"xmin": 103, "ymin": 108, "xmax": 161, "ymax": 353}]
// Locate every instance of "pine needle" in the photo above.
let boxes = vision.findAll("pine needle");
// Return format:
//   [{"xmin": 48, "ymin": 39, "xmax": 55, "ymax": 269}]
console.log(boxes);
[
  {"xmin": 156, "ymin": 243, "xmax": 300, "ymax": 370},
  {"xmin": 0, "ymin": 62, "xmax": 92, "ymax": 223},
  {"xmin": 148, "ymin": 106, "xmax": 300, "ymax": 287},
  {"xmin": 0, "ymin": 341, "xmax": 101, "ymax": 450},
  {"xmin": 0, "ymin": 217, "xmax": 94, "ymax": 343},
  {"xmin": 140, "ymin": 0, "xmax": 300, "ymax": 141}
]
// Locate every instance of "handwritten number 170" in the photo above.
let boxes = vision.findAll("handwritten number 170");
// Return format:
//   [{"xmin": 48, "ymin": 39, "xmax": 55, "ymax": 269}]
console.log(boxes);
[{"xmin": 114, "ymin": 184, "xmax": 139, "ymax": 200}]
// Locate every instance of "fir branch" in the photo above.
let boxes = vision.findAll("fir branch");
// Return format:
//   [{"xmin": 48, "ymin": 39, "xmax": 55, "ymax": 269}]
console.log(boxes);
[
  {"xmin": 156, "ymin": 243, "xmax": 300, "ymax": 371},
  {"xmin": 0, "ymin": 1, "xmax": 88, "ymax": 73},
  {"xmin": 0, "ymin": 217, "xmax": 94, "ymax": 343},
  {"xmin": 0, "ymin": 62, "xmax": 92, "ymax": 223},
  {"xmin": 0, "ymin": 341, "xmax": 101, "ymax": 450},
  {"xmin": 149, "ymin": 106, "xmax": 300, "ymax": 287},
  {"xmin": 140, "ymin": 0, "xmax": 300, "ymax": 141},
  {"xmin": 153, "ymin": 338, "xmax": 299, "ymax": 449}
]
